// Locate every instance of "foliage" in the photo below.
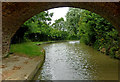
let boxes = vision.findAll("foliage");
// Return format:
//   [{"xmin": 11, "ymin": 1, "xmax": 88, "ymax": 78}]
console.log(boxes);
[
  {"xmin": 52, "ymin": 17, "xmax": 65, "ymax": 31},
  {"xmin": 23, "ymin": 11, "xmax": 52, "ymax": 41},
  {"xmin": 78, "ymin": 9, "xmax": 120, "ymax": 58},
  {"xmin": 65, "ymin": 8, "xmax": 82, "ymax": 39},
  {"xmin": 11, "ymin": 11, "xmax": 68, "ymax": 42},
  {"xmin": 49, "ymin": 28, "xmax": 68, "ymax": 40},
  {"xmin": 22, "ymin": 11, "xmax": 69, "ymax": 41}
]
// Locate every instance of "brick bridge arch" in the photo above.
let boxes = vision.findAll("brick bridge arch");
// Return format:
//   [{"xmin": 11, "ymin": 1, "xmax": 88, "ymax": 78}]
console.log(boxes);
[{"xmin": 2, "ymin": 2, "xmax": 120, "ymax": 57}]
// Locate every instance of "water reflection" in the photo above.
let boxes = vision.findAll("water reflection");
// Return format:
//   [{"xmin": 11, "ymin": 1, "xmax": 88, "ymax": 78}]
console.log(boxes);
[
  {"xmin": 69, "ymin": 41, "xmax": 80, "ymax": 44},
  {"xmin": 34, "ymin": 41, "xmax": 118, "ymax": 80}
]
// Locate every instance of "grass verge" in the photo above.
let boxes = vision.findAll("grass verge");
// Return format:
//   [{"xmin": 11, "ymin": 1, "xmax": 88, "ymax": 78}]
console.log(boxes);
[{"xmin": 10, "ymin": 42, "xmax": 44, "ymax": 57}]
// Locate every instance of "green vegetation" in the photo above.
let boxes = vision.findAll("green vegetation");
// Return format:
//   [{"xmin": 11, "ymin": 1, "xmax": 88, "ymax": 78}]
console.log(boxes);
[
  {"xmin": 65, "ymin": 8, "xmax": 81, "ymax": 39},
  {"xmin": 10, "ymin": 42, "xmax": 44, "ymax": 57},
  {"xmin": 77, "ymin": 9, "xmax": 120, "ymax": 59},
  {"xmin": 10, "ymin": 7, "xmax": 120, "ymax": 59}
]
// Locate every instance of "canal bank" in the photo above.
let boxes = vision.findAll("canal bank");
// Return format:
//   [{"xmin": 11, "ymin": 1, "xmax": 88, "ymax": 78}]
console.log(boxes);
[
  {"xmin": 2, "ymin": 45, "xmax": 45, "ymax": 80},
  {"xmin": 2, "ymin": 40, "xmax": 69, "ymax": 80}
]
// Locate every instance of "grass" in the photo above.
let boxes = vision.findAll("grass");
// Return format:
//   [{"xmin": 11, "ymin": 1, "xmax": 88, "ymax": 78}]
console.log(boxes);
[
  {"xmin": 10, "ymin": 42, "xmax": 44, "ymax": 57},
  {"xmin": 10, "ymin": 40, "xmax": 66, "ymax": 57}
]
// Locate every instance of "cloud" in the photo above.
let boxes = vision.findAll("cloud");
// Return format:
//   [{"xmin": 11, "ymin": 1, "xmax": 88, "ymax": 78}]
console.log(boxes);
[{"xmin": 48, "ymin": 7, "xmax": 69, "ymax": 24}]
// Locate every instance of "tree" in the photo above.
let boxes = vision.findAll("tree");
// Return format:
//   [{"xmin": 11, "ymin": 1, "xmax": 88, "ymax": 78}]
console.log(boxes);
[
  {"xmin": 11, "ymin": 11, "xmax": 54, "ymax": 42},
  {"xmin": 65, "ymin": 8, "xmax": 82, "ymax": 35},
  {"xmin": 78, "ymin": 9, "xmax": 120, "ymax": 58},
  {"xmin": 52, "ymin": 17, "xmax": 65, "ymax": 31}
]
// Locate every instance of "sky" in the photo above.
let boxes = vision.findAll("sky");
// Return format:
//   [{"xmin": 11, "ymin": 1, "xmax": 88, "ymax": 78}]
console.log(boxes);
[{"xmin": 48, "ymin": 7, "xmax": 69, "ymax": 24}]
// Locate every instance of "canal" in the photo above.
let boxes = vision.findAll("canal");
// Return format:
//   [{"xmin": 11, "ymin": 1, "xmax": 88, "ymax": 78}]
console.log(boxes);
[{"xmin": 34, "ymin": 41, "xmax": 118, "ymax": 80}]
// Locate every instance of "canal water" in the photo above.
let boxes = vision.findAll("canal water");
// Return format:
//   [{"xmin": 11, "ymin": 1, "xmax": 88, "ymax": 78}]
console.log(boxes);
[{"xmin": 34, "ymin": 41, "xmax": 118, "ymax": 80}]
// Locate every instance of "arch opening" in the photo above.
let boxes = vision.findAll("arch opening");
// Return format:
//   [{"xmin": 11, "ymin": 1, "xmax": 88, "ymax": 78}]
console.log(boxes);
[
  {"xmin": 2, "ymin": 2, "xmax": 120, "ymax": 58},
  {"xmin": 9, "ymin": 6, "xmax": 120, "ymax": 60}
]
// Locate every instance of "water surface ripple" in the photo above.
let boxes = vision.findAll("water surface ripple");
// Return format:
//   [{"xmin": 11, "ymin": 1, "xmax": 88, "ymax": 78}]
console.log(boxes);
[{"xmin": 34, "ymin": 41, "xmax": 118, "ymax": 80}]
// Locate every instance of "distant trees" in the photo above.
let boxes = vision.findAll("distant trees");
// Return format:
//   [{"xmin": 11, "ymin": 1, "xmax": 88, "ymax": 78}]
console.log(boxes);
[
  {"xmin": 11, "ymin": 11, "xmax": 68, "ymax": 43},
  {"xmin": 65, "ymin": 8, "xmax": 82, "ymax": 39},
  {"xmin": 52, "ymin": 17, "xmax": 65, "ymax": 31},
  {"xmin": 23, "ymin": 11, "xmax": 53, "ymax": 41},
  {"xmin": 11, "ymin": 11, "xmax": 53, "ymax": 43}
]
